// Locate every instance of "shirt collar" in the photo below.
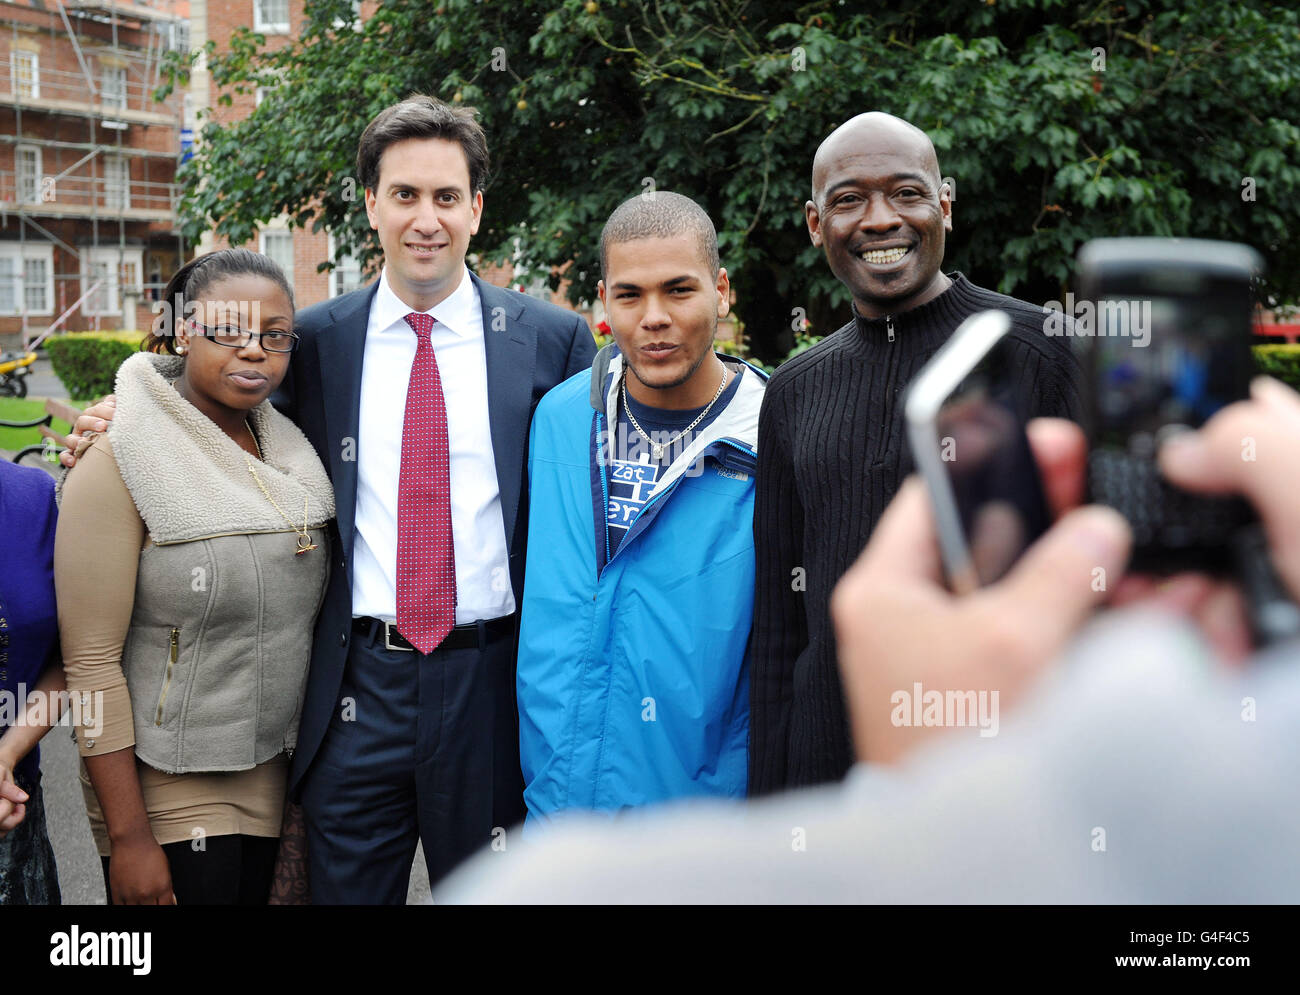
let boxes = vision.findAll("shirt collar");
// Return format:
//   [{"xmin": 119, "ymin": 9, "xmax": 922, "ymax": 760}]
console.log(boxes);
[{"xmin": 373, "ymin": 265, "xmax": 480, "ymax": 339}]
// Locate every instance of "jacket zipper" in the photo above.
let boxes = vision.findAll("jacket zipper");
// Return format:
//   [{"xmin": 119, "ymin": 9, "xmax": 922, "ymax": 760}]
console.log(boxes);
[
  {"xmin": 155, "ymin": 627, "xmax": 179, "ymax": 726},
  {"xmin": 886, "ymin": 315, "xmax": 895, "ymax": 342},
  {"xmin": 597, "ymin": 412, "xmax": 612, "ymax": 577}
]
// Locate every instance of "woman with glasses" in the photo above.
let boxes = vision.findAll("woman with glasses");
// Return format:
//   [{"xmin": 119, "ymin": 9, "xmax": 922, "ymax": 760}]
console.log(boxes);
[{"xmin": 55, "ymin": 248, "xmax": 334, "ymax": 904}]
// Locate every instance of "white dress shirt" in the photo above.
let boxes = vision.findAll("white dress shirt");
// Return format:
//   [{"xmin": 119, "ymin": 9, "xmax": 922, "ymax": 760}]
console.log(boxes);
[{"xmin": 351, "ymin": 266, "xmax": 516, "ymax": 624}]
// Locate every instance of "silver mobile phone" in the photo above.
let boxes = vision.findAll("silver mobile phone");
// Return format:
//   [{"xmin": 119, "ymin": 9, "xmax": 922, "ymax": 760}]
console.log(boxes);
[{"xmin": 905, "ymin": 310, "xmax": 1051, "ymax": 594}]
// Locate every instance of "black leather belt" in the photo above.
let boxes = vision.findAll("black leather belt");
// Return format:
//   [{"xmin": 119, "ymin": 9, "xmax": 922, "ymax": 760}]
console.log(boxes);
[{"xmin": 352, "ymin": 615, "xmax": 515, "ymax": 654}]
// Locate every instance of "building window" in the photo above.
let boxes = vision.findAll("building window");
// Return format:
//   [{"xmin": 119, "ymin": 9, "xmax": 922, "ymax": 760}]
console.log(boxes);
[
  {"xmin": 101, "ymin": 65, "xmax": 128, "ymax": 110},
  {"xmin": 102, "ymin": 155, "xmax": 130, "ymax": 210},
  {"xmin": 11, "ymin": 50, "xmax": 39, "ymax": 100},
  {"xmin": 260, "ymin": 230, "xmax": 295, "ymax": 286},
  {"xmin": 0, "ymin": 258, "xmax": 18, "ymax": 314},
  {"xmin": 24, "ymin": 256, "xmax": 50, "ymax": 313},
  {"xmin": 333, "ymin": 0, "xmax": 365, "ymax": 30},
  {"xmin": 85, "ymin": 258, "xmax": 114, "ymax": 315},
  {"xmin": 0, "ymin": 245, "xmax": 54, "ymax": 315},
  {"xmin": 254, "ymin": 0, "xmax": 291, "ymax": 33},
  {"xmin": 166, "ymin": 21, "xmax": 191, "ymax": 54},
  {"xmin": 81, "ymin": 247, "xmax": 143, "ymax": 317},
  {"xmin": 328, "ymin": 235, "xmax": 364, "ymax": 297},
  {"xmin": 16, "ymin": 145, "xmax": 42, "ymax": 204}
]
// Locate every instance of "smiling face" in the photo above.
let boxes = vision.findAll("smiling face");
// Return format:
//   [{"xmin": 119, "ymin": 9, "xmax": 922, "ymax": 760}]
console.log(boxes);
[
  {"xmin": 364, "ymin": 136, "xmax": 483, "ymax": 311},
  {"xmin": 807, "ymin": 115, "xmax": 952, "ymax": 318},
  {"xmin": 598, "ymin": 233, "xmax": 730, "ymax": 410},
  {"xmin": 173, "ymin": 273, "xmax": 293, "ymax": 418}
]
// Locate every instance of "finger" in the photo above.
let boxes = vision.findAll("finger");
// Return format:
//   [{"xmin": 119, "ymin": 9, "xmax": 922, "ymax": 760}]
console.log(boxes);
[
  {"xmin": 991, "ymin": 505, "xmax": 1132, "ymax": 658},
  {"xmin": 0, "ymin": 781, "xmax": 28, "ymax": 803},
  {"xmin": 1111, "ymin": 572, "xmax": 1217, "ymax": 615},
  {"xmin": 1160, "ymin": 400, "xmax": 1300, "ymax": 600},
  {"xmin": 73, "ymin": 414, "xmax": 108, "ymax": 435},
  {"xmin": 1196, "ymin": 582, "xmax": 1253, "ymax": 666},
  {"xmin": 0, "ymin": 803, "xmax": 26, "ymax": 831},
  {"xmin": 1026, "ymin": 418, "xmax": 1087, "ymax": 519}
]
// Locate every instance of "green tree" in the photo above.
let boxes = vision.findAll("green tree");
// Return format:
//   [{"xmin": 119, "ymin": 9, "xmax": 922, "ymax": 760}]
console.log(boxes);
[{"xmin": 161, "ymin": 0, "xmax": 1300, "ymax": 362}]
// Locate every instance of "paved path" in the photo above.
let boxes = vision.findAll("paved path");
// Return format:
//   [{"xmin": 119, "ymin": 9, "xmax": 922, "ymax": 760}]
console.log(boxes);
[
  {"xmin": 42, "ymin": 725, "xmax": 431, "ymax": 904},
  {"xmin": 16, "ymin": 353, "xmax": 68, "ymax": 400}
]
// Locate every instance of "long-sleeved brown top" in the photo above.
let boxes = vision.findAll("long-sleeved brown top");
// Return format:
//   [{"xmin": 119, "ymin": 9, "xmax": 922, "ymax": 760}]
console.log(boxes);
[{"xmin": 56, "ymin": 437, "xmax": 285, "ymax": 856}]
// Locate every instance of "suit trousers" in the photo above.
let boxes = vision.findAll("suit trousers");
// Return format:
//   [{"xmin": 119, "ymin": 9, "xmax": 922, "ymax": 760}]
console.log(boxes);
[{"xmin": 298, "ymin": 621, "xmax": 525, "ymax": 903}]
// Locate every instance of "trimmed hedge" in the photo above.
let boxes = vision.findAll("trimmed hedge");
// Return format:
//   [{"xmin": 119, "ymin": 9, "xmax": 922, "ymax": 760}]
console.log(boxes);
[
  {"xmin": 46, "ymin": 331, "xmax": 144, "ymax": 400},
  {"xmin": 1252, "ymin": 345, "xmax": 1300, "ymax": 392}
]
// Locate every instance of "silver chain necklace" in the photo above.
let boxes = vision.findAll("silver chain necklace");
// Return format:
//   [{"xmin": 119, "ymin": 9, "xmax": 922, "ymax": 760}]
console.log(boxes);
[{"xmin": 621, "ymin": 363, "xmax": 730, "ymax": 462}]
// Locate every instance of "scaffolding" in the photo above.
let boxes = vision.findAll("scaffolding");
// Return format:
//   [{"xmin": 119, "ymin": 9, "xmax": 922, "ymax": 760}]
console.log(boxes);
[{"xmin": 1, "ymin": 0, "xmax": 189, "ymax": 347}]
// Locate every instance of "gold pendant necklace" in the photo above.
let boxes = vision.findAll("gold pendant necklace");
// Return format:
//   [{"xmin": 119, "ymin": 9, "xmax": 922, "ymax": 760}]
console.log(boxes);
[{"xmin": 243, "ymin": 423, "xmax": 318, "ymax": 555}]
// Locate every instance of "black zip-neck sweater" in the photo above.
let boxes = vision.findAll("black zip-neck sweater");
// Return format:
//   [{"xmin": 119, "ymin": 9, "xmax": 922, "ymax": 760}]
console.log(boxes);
[{"xmin": 748, "ymin": 272, "xmax": 1083, "ymax": 794}]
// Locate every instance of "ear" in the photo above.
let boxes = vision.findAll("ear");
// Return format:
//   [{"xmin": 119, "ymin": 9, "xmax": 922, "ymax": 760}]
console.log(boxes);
[
  {"xmin": 364, "ymin": 187, "xmax": 379, "ymax": 230},
  {"xmin": 469, "ymin": 189, "xmax": 483, "ymax": 237},
  {"xmin": 174, "ymin": 314, "xmax": 191, "ymax": 355},
  {"xmin": 715, "ymin": 267, "xmax": 730, "ymax": 319},
  {"xmin": 939, "ymin": 181, "xmax": 953, "ymax": 233},
  {"xmin": 805, "ymin": 200, "xmax": 823, "ymax": 247},
  {"xmin": 597, "ymin": 279, "xmax": 607, "ymax": 309}
]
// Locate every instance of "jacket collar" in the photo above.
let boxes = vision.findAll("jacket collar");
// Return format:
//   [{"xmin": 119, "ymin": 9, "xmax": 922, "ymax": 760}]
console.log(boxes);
[
  {"xmin": 590, "ymin": 342, "xmax": 767, "ymax": 458},
  {"xmin": 109, "ymin": 352, "xmax": 335, "ymax": 544}
]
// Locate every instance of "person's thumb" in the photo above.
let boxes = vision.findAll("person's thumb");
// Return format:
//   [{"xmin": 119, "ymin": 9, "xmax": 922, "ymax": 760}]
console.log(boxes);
[{"xmin": 992, "ymin": 505, "xmax": 1131, "ymax": 657}]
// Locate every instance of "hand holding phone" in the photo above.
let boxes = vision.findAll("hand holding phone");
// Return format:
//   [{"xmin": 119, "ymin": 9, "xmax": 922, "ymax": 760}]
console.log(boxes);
[{"xmin": 905, "ymin": 310, "xmax": 1052, "ymax": 593}]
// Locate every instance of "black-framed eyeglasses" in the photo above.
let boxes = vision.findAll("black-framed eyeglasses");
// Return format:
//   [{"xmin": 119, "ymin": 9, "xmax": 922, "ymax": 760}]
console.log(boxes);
[{"xmin": 186, "ymin": 318, "xmax": 300, "ymax": 353}]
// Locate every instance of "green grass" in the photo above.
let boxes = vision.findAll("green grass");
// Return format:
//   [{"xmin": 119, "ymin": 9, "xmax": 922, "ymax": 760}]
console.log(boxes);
[{"xmin": 0, "ymin": 396, "xmax": 75, "ymax": 457}]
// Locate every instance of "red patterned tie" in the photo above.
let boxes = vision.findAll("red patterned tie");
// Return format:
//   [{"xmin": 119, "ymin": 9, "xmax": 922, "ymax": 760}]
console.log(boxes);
[{"xmin": 396, "ymin": 312, "xmax": 456, "ymax": 653}]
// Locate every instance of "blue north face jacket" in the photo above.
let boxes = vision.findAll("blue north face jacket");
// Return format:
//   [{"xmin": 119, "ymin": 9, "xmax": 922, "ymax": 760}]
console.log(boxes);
[{"xmin": 518, "ymin": 344, "xmax": 767, "ymax": 825}]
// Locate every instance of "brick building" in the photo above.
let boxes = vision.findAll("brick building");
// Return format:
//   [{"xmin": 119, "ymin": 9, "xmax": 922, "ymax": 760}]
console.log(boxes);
[
  {"xmin": 1, "ymin": 0, "xmax": 189, "ymax": 350},
  {"xmin": 1, "ymin": 0, "xmax": 610, "ymax": 353}
]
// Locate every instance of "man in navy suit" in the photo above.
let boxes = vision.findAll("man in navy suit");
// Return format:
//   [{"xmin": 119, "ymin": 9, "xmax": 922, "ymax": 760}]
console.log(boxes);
[
  {"xmin": 279, "ymin": 96, "xmax": 596, "ymax": 901},
  {"xmin": 66, "ymin": 94, "xmax": 595, "ymax": 901}
]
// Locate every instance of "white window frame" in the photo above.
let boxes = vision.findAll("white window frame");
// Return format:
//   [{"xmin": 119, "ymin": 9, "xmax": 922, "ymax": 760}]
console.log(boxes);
[
  {"xmin": 332, "ymin": 0, "xmax": 365, "ymax": 31},
  {"xmin": 101, "ymin": 64, "xmax": 128, "ymax": 111},
  {"xmin": 254, "ymin": 0, "xmax": 290, "ymax": 34},
  {"xmin": 0, "ymin": 244, "xmax": 54, "ymax": 316},
  {"xmin": 166, "ymin": 21, "xmax": 191, "ymax": 54},
  {"xmin": 81, "ymin": 246, "xmax": 143, "ymax": 317},
  {"xmin": 15, "ymin": 144, "xmax": 42, "ymax": 205},
  {"xmin": 327, "ymin": 234, "xmax": 364, "ymax": 297},
  {"xmin": 11, "ymin": 50, "xmax": 39, "ymax": 100},
  {"xmin": 102, "ymin": 154, "xmax": 130, "ymax": 211},
  {"xmin": 260, "ymin": 230, "xmax": 295, "ymax": 286}
]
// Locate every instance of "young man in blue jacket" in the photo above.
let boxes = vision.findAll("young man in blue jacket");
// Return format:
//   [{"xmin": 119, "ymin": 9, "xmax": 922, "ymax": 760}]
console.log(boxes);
[{"xmin": 517, "ymin": 192, "xmax": 768, "ymax": 823}]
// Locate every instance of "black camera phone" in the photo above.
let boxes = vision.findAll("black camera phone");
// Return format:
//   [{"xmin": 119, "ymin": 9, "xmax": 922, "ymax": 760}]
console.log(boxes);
[{"xmin": 1076, "ymin": 237, "xmax": 1262, "ymax": 573}]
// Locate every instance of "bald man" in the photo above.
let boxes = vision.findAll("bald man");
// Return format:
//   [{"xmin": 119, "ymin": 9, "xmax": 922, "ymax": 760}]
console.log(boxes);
[{"xmin": 748, "ymin": 112, "xmax": 1083, "ymax": 795}]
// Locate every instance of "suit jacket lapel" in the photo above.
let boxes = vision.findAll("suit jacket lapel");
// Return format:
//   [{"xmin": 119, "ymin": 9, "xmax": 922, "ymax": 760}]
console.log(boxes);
[
  {"xmin": 316, "ymin": 282, "xmax": 377, "ymax": 576},
  {"xmin": 475, "ymin": 273, "xmax": 536, "ymax": 551}
]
